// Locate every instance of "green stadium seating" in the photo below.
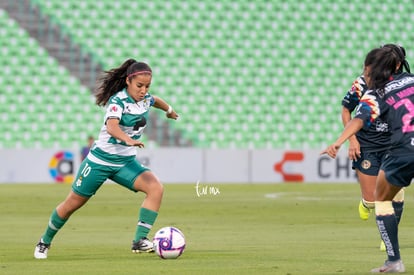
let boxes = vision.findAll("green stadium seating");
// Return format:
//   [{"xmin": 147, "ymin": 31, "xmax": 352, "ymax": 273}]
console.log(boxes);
[
  {"xmin": 0, "ymin": 9, "xmax": 104, "ymax": 149},
  {"xmin": 2, "ymin": 0, "xmax": 414, "ymax": 149}
]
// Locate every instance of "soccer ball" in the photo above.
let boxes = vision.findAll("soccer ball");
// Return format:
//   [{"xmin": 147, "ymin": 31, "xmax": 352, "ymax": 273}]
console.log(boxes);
[{"xmin": 152, "ymin": 226, "xmax": 186, "ymax": 259}]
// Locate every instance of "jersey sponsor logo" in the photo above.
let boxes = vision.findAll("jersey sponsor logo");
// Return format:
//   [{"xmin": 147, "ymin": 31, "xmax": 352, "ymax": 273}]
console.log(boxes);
[
  {"xmin": 133, "ymin": 117, "xmax": 147, "ymax": 131},
  {"xmin": 375, "ymin": 121, "xmax": 389, "ymax": 132},
  {"xmin": 110, "ymin": 105, "xmax": 118, "ymax": 112},
  {"xmin": 106, "ymin": 104, "xmax": 122, "ymax": 121},
  {"xmin": 385, "ymin": 76, "xmax": 414, "ymax": 94}
]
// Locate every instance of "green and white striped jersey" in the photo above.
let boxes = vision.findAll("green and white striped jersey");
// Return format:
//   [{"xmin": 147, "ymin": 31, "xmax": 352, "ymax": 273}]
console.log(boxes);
[{"xmin": 89, "ymin": 88, "xmax": 154, "ymax": 166}]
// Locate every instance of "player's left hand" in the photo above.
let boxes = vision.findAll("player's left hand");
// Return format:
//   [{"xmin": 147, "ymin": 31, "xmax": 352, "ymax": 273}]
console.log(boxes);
[
  {"xmin": 348, "ymin": 138, "xmax": 361, "ymax": 161},
  {"xmin": 167, "ymin": 110, "xmax": 179, "ymax": 120}
]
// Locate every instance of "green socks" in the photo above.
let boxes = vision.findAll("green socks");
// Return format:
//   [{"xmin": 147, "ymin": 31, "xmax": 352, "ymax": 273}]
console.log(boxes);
[
  {"xmin": 41, "ymin": 209, "xmax": 68, "ymax": 244},
  {"xmin": 134, "ymin": 208, "xmax": 158, "ymax": 241},
  {"xmin": 40, "ymin": 208, "xmax": 157, "ymax": 244}
]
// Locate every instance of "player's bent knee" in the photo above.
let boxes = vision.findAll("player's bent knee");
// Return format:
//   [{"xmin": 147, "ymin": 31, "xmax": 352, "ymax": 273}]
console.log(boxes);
[{"xmin": 151, "ymin": 181, "xmax": 164, "ymax": 197}]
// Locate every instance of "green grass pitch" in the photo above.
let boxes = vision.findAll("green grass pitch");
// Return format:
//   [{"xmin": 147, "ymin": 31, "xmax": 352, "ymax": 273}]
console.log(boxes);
[{"xmin": 1, "ymin": 183, "xmax": 414, "ymax": 275}]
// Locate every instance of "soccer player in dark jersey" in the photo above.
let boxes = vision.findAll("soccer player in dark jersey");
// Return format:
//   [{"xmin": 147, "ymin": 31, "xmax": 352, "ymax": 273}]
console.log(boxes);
[
  {"xmin": 322, "ymin": 46, "xmax": 414, "ymax": 273},
  {"xmin": 80, "ymin": 135, "xmax": 94, "ymax": 161},
  {"xmin": 34, "ymin": 59, "xmax": 179, "ymax": 259},
  {"xmin": 341, "ymin": 44, "xmax": 410, "ymax": 251}
]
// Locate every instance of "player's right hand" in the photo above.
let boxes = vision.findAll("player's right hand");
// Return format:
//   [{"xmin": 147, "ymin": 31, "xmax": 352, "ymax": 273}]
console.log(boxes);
[
  {"xmin": 320, "ymin": 143, "xmax": 341, "ymax": 158},
  {"xmin": 125, "ymin": 139, "xmax": 145, "ymax": 148}
]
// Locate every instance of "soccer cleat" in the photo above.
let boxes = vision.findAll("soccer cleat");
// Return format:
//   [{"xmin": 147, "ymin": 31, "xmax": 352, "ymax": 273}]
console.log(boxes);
[
  {"xmin": 371, "ymin": 260, "xmax": 405, "ymax": 273},
  {"xmin": 359, "ymin": 200, "xmax": 371, "ymax": 220},
  {"xmin": 380, "ymin": 241, "xmax": 386, "ymax": 252},
  {"xmin": 34, "ymin": 239, "xmax": 50, "ymax": 259},
  {"xmin": 131, "ymin": 238, "xmax": 154, "ymax": 253}
]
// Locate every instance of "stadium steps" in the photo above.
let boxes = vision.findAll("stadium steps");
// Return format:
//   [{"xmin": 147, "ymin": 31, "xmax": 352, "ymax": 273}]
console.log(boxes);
[{"xmin": 0, "ymin": 0, "xmax": 101, "ymax": 91}]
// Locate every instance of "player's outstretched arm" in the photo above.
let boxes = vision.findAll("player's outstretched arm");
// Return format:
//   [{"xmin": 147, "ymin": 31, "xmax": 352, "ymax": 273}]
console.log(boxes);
[
  {"xmin": 321, "ymin": 118, "xmax": 364, "ymax": 158},
  {"xmin": 152, "ymin": 95, "xmax": 179, "ymax": 120}
]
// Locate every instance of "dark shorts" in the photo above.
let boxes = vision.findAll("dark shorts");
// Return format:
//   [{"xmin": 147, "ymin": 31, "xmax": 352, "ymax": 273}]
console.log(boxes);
[
  {"xmin": 381, "ymin": 154, "xmax": 414, "ymax": 187},
  {"xmin": 72, "ymin": 157, "xmax": 150, "ymax": 198},
  {"xmin": 352, "ymin": 151, "xmax": 386, "ymax": 176}
]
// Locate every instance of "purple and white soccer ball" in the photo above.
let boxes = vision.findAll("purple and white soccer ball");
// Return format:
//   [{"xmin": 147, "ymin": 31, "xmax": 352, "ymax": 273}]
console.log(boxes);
[{"xmin": 152, "ymin": 226, "xmax": 186, "ymax": 259}]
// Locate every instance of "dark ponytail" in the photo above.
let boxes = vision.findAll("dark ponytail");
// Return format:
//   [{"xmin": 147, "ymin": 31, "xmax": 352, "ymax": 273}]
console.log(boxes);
[
  {"xmin": 95, "ymin": 59, "xmax": 138, "ymax": 106},
  {"xmin": 381, "ymin": 44, "xmax": 411, "ymax": 73},
  {"xmin": 366, "ymin": 47, "xmax": 399, "ymax": 96},
  {"xmin": 402, "ymin": 59, "xmax": 411, "ymax": 73}
]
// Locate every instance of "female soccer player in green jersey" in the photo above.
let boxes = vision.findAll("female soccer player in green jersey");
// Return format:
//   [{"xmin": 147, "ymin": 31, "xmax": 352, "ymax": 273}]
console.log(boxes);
[{"xmin": 34, "ymin": 59, "xmax": 179, "ymax": 259}]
